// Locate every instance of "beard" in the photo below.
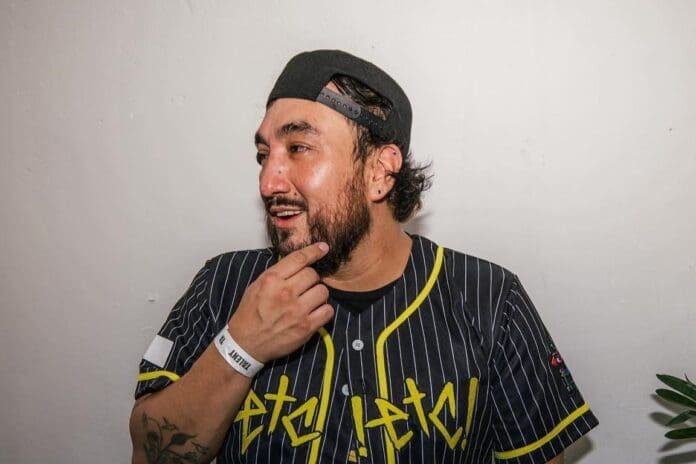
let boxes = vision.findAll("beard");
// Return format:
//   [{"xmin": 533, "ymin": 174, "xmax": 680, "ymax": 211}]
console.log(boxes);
[{"xmin": 265, "ymin": 173, "xmax": 371, "ymax": 277}]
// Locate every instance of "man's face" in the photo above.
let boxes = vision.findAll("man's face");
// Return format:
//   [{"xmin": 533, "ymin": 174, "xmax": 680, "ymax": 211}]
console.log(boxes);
[{"xmin": 255, "ymin": 96, "xmax": 371, "ymax": 276}]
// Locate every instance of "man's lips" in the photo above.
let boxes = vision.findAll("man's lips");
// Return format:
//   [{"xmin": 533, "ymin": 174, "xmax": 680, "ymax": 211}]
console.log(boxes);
[
  {"xmin": 264, "ymin": 197, "xmax": 307, "ymax": 227},
  {"xmin": 268, "ymin": 207, "xmax": 305, "ymax": 227},
  {"xmin": 268, "ymin": 206, "xmax": 303, "ymax": 216}
]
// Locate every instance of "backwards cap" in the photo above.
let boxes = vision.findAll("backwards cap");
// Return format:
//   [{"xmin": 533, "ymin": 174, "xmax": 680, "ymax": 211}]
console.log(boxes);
[{"xmin": 267, "ymin": 49, "xmax": 412, "ymax": 155}]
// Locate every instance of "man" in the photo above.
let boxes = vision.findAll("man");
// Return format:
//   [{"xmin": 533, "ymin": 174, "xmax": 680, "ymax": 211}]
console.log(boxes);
[{"xmin": 130, "ymin": 50, "xmax": 598, "ymax": 464}]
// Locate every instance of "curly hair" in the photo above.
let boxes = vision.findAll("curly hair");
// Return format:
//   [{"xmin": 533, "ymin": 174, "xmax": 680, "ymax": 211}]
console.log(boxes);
[{"xmin": 330, "ymin": 75, "xmax": 432, "ymax": 223}]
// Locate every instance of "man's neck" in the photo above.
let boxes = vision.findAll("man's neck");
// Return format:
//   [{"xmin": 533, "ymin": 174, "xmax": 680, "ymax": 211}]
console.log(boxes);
[{"xmin": 322, "ymin": 222, "xmax": 412, "ymax": 292}]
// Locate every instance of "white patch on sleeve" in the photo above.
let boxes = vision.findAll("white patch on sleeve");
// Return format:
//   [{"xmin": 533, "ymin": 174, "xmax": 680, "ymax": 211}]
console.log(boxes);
[{"xmin": 143, "ymin": 335, "xmax": 174, "ymax": 368}]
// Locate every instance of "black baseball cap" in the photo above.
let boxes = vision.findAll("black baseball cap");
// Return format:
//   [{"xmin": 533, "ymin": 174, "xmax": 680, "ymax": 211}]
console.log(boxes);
[{"xmin": 267, "ymin": 49, "xmax": 412, "ymax": 155}]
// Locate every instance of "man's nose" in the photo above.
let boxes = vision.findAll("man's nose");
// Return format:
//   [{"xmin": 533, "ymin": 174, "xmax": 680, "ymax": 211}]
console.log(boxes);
[{"xmin": 259, "ymin": 153, "xmax": 291, "ymax": 197}]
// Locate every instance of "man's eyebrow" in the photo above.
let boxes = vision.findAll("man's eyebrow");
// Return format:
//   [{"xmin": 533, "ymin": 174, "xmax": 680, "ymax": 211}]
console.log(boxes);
[
  {"xmin": 254, "ymin": 120, "xmax": 320, "ymax": 146},
  {"xmin": 276, "ymin": 120, "xmax": 319, "ymax": 139}
]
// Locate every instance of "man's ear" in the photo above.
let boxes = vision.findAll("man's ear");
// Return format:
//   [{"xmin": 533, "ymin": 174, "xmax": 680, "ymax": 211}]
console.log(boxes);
[{"xmin": 365, "ymin": 144, "xmax": 403, "ymax": 202}]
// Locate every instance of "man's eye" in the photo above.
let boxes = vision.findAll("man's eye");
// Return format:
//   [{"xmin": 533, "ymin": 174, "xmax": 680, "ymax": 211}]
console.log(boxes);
[
  {"xmin": 289, "ymin": 145, "xmax": 308, "ymax": 154},
  {"xmin": 256, "ymin": 152, "xmax": 268, "ymax": 165}
]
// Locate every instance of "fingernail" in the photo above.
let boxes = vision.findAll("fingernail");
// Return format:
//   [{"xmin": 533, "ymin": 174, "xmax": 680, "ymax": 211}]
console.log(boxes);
[{"xmin": 318, "ymin": 242, "xmax": 329, "ymax": 252}]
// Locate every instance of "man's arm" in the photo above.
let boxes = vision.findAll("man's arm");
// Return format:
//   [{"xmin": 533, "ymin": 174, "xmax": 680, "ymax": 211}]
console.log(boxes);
[
  {"xmin": 130, "ymin": 346, "xmax": 253, "ymax": 463},
  {"xmin": 547, "ymin": 453, "xmax": 564, "ymax": 464},
  {"xmin": 129, "ymin": 242, "xmax": 334, "ymax": 464},
  {"xmin": 489, "ymin": 275, "xmax": 598, "ymax": 462}
]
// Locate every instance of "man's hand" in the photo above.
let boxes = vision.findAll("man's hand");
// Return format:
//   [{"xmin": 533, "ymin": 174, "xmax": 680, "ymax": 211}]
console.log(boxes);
[{"xmin": 227, "ymin": 242, "xmax": 334, "ymax": 363}]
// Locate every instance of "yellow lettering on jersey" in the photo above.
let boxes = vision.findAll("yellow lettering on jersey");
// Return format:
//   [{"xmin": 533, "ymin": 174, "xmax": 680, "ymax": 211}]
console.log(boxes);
[
  {"xmin": 461, "ymin": 377, "xmax": 479, "ymax": 449},
  {"xmin": 234, "ymin": 390, "xmax": 267, "ymax": 454},
  {"xmin": 427, "ymin": 381, "xmax": 463, "ymax": 449},
  {"xmin": 264, "ymin": 374, "xmax": 297, "ymax": 433},
  {"xmin": 281, "ymin": 396, "xmax": 321, "ymax": 447},
  {"xmin": 403, "ymin": 377, "xmax": 430, "ymax": 437},
  {"xmin": 365, "ymin": 398, "xmax": 414, "ymax": 450},
  {"xmin": 350, "ymin": 395, "xmax": 369, "ymax": 458}
]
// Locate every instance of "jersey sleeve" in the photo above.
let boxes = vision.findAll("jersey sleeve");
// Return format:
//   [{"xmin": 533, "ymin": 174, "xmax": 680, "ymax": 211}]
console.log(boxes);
[
  {"xmin": 134, "ymin": 261, "xmax": 217, "ymax": 399},
  {"xmin": 489, "ymin": 276, "xmax": 598, "ymax": 463}
]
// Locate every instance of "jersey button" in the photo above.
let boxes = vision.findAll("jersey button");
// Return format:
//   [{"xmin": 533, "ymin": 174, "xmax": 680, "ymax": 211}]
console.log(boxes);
[
  {"xmin": 351, "ymin": 339, "xmax": 364, "ymax": 351},
  {"xmin": 341, "ymin": 384, "xmax": 350, "ymax": 396}
]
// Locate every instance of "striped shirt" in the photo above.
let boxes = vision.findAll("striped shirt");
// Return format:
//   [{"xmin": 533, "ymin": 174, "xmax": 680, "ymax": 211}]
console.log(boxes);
[{"xmin": 136, "ymin": 235, "xmax": 598, "ymax": 463}]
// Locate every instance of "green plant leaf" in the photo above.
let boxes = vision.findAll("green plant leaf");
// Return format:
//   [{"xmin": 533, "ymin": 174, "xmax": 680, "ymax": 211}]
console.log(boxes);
[
  {"xmin": 656, "ymin": 388, "xmax": 696, "ymax": 409},
  {"xmin": 665, "ymin": 426, "xmax": 696, "ymax": 440},
  {"xmin": 657, "ymin": 374, "xmax": 696, "ymax": 402},
  {"xmin": 667, "ymin": 410, "xmax": 696, "ymax": 426}
]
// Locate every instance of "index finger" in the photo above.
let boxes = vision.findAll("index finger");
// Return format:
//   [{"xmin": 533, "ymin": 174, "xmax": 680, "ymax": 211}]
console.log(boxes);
[{"xmin": 274, "ymin": 242, "xmax": 329, "ymax": 279}]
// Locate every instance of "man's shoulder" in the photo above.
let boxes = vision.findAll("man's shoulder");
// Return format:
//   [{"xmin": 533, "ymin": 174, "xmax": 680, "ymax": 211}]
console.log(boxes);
[
  {"xmin": 416, "ymin": 236, "xmax": 522, "ymax": 346},
  {"xmin": 415, "ymin": 235, "xmax": 516, "ymax": 282}
]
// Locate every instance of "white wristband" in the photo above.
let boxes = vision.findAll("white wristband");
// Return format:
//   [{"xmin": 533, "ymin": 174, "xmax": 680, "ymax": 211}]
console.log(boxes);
[{"xmin": 214, "ymin": 327, "xmax": 264, "ymax": 378}]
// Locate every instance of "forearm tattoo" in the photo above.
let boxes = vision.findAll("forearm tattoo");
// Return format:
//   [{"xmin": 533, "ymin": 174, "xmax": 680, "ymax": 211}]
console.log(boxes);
[{"xmin": 141, "ymin": 412, "xmax": 209, "ymax": 464}]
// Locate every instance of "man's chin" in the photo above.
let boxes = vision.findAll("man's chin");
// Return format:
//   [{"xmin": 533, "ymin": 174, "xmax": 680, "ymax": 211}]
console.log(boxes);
[
  {"xmin": 277, "ymin": 242, "xmax": 308, "ymax": 257},
  {"xmin": 271, "ymin": 231, "xmax": 312, "ymax": 257},
  {"xmin": 270, "ymin": 233, "xmax": 338, "ymax": 276}
]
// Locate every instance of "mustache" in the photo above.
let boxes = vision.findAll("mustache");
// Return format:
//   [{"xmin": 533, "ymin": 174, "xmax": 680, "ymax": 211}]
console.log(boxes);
[{"xmin": 263, "ymin": 195, "xmax": 307, "ymax": 212}]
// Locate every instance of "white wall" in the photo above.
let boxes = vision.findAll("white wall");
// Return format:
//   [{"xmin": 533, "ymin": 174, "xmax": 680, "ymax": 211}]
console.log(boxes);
[{"xmin": 2, "ymin": 1, "xmax": 695, "ymax": 462}]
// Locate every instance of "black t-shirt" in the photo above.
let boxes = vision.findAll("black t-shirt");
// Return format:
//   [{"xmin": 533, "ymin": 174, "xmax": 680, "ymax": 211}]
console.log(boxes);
[{"xmin": 327, "ymin": 277, "xmax": 400, "ymax": 314}]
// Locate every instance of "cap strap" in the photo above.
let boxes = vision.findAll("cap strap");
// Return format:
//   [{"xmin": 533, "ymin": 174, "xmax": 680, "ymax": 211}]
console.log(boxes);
[{"xmin": 316, "ymin": 88, "xmax": 395, "ymax": 142}]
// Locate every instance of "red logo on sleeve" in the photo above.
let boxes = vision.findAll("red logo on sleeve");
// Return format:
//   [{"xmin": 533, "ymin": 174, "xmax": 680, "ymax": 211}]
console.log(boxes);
[{"xmin": 549, "ymin": 345, "xmax": 577, "ymax": 393}]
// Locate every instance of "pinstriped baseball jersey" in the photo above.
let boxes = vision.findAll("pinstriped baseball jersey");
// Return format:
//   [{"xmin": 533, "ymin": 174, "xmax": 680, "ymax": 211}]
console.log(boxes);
[{"xmin": 136, "ymin": 235, "xmax": 598, "ymax": 463}]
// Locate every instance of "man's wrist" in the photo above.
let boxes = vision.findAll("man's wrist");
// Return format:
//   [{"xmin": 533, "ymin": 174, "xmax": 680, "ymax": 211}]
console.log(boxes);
[{"xmin": 213, "ymin": 327, "xmax": 264, "ymax": 378}]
